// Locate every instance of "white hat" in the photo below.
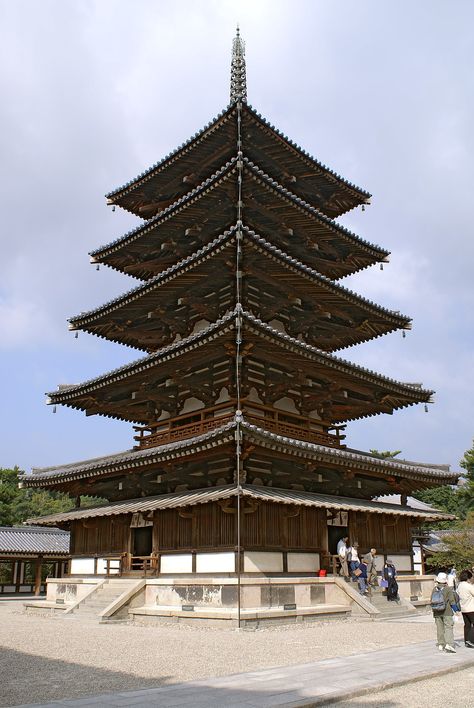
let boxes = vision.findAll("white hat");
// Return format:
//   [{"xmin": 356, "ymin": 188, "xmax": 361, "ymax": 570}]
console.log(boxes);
[{"xmin": 436, "ymin": 572, "xmax": 448, "ymax": 584}]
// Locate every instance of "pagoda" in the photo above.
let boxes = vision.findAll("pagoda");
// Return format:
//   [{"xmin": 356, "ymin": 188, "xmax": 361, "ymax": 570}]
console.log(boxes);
[{"xmin": 23, "ymin": 31, "xmax": 457, "ymax": 624}]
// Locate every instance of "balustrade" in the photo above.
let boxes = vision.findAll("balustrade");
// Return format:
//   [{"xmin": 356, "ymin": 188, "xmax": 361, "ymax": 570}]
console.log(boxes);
[{"xmin": 133, "ymin": 400, "xmax": 344, "ymax": 449}]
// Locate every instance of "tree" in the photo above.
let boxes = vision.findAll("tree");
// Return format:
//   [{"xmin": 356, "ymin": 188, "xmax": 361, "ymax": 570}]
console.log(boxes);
[
  {"xmin": 458, "ymin": 438, "xmax": 474, "ymax": 515},
  {"xmin": 412, "ymin": 485, "xmax": 460, "ymax": 515},
  {"xmin": 425, "ymin": 512, "xmax": 474, "ymax": 571},
  {"xmin": 0, "ymin": 467, "xmax": 105, "ymax": 526}
]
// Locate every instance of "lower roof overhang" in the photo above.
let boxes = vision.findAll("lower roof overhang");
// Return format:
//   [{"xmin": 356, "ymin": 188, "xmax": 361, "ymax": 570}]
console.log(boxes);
[
  {"xmin": 26, "ymin": 483, "xmax": 455, "ymax": 527},
  {"xmin": 21, "ymin": 419, "xmax": 458, "ymax": 490}
]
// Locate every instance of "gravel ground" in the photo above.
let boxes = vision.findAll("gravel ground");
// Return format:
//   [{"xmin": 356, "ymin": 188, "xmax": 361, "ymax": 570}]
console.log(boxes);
[
  {"xmin": 339, "ymin": 666, "xmax": 474, "ymax": 707},
  {"xmin": 0, "ymin": 599, "xmax": 465, "ymax": 707}
]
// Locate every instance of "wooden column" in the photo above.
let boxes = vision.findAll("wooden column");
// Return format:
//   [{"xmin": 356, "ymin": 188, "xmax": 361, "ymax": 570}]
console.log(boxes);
[{"xmin": 34, "ymin": 557, "xmax": 43, "ymax": 596}]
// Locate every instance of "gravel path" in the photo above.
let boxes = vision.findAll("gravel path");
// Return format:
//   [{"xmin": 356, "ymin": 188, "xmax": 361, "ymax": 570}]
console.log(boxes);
[{"xmin": 0, "ymin": 600, "xmax": 465, "ymax": 707}]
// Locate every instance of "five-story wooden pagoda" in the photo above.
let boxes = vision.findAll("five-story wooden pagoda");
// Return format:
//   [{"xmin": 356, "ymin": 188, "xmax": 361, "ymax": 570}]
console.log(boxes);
[{"xmin": 23, "ymin": 32, "xmax": 456, "ymax": 614}]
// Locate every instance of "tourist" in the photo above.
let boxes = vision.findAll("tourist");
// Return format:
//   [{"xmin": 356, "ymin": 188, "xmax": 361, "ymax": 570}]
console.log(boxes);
[
  {"xmin": 383, "ymin": 559, "xmax": 398, "ymax": 601},
  {"xmin": 431, "ymin": 571, "xmax": 457, "ymax": 653},
  {"xmin": 356, "ymin": 560, "xmax": 369, "ymax": 595},
  {"xmin": 337, "ymin": 535, "xmax": 350, "ymax": 579},
  {"xmin": 363, "ymin": 548, "xmax": 378, "ymax": 587},
  {"xmin": 348, "ymin": 542, "xmax": 361, "ymax": 581},
  {"xmin": 447, "ymin": 567, "xmax": 457, "ymax": 589},
  {"xmin": 458, "ymin": 569, "xmax": 474, "ymax": 648}
]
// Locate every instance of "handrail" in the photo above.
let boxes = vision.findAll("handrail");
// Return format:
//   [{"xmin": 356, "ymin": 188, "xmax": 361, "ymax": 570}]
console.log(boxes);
[{"xmin": 134, "ymin": 399, "xmax": 344, "ymax": 449}]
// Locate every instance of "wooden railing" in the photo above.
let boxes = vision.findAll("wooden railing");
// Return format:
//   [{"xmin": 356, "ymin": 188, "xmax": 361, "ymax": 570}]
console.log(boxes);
[
  {"xmin": 120, "ymin": 553, "xmax": 158, "ymax": 576},
  {"xmin": 133, "ymin": 401, "xmax": 235, "ymax": 450},
  {"xmin": 133, "ymin": 400, "xmax": 344, "ymax": 449}
]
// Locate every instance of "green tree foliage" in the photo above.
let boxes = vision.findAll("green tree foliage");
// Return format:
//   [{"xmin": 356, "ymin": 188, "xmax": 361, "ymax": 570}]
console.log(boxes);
[
  {"xmin": 0, "ymin": 467, "xmax": 104, "ymax": 526},
  {"xmin": 425, "ymin": 512, "xmax": 474, "ymax": 571},
  {"xmin": 458, "ymin": 438, "xmax": 474, "ymax": 514},
  {"xmin": 412, "ymin": 486, "xmax": 460, "ymax": 515}
]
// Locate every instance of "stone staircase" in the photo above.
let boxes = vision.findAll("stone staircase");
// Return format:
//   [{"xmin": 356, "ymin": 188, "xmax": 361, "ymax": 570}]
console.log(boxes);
[
  {"xmin": 64, "ymin": 579, "xmax": 139, "ymax": 622},
  {"xmin": 366, "ymin": 585, "xmax": 418, "ymax": 621}
]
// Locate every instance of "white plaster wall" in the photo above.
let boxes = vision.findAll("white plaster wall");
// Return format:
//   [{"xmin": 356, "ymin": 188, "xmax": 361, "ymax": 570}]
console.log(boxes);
[
  {"xmin": 273, "ymin": 397, "xmax": 299, "ymax": 414},
  {"xmin": 96, "ymin": 558, "xmax": 120, "ymax": 575},
  {"xmin": 287, "ymin": 553, "xmax": 320, "ymax": 572},
  {"xmin": 179, "ymin": 397, "xmax": 204, "ymax": 414},
  {"xmin": 214, "ymin": 387, "xmax": 231, "ymax": 404},
  {"xmin": 390, "ymin": 555, "xmax": 413, "ymax": 572},
  {"xmin": 70, "ymin": 558, "xmax": 95, "ymax": 575},
  {"xmin": 244, "ymin": 551, "xmax": 283, "ymax": 573},
  {"xmin": 160, "ymin": 554, "xmax": 193, "ymax": 573},
  {"xmin": 247, "ymin": 387, "xmax": 264, "ymax": 404},
  {"xmin": 196, "ymin": 552, "xmax": 235, "ymax": 573}
]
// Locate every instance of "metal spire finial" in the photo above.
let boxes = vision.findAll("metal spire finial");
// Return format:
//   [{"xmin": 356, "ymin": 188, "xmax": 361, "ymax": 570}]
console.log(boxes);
[{"xmin": 230, "ymin": 26, "xmax": 247, "ymax": 103}]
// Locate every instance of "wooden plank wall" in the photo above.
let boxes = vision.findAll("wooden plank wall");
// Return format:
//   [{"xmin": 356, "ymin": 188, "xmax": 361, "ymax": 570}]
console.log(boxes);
[{"xmin": 70, "ymin": 503, "xmax": 414, "ymax": 556}]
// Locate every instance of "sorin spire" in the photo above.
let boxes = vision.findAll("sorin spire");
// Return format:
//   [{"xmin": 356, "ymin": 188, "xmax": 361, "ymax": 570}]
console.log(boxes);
[{"xmin": 230, "ymin": 26, "xmax": 247, "ymax": 103}]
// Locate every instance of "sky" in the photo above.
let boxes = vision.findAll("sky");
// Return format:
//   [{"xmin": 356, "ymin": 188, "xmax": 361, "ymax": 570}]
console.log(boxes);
[{"xmin": 1, "ymin": 0, "xmax": 473, "ymax": 477}]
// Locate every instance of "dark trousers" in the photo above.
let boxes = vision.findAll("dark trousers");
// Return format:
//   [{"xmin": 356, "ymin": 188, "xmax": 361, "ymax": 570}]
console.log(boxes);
[{"xmin": 462, "ymin": 611, "xmax": 474, "ymax": 643}]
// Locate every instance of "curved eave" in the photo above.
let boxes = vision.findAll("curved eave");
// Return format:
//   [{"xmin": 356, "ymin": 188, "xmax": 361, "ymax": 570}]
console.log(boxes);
[
  {"xmin": 48, "ymin": 308, "xmax": 432, "ymax": 426},
  {"xmin": 92, "ymin": 158, "xmax": 238, "ymax": 262},
  {"xmin": 106, "ymin": 105, "xmax": 236, "ymax": 205},
  {"xmin": 243, "ymin": 311, "xmax": 433, "ymax": 404},
  {"xmin": 240, "ymin": 423, "xmax": 459, "ymax": 486},
  {"xmin": 243, "ymin": 158, "xmax": 387, "ymax": 263},
  {"xmin": 105, "ymin": 101, "xmax": 371, "ymax": 219},
  {"xmin": 21, "ymin": 424, "xmax": 237, "ymax": 487},
  {"xmin": 21, "ymin": 421, "xmax": 457, "ymax": 491},
  {"xmin": 71, "ymin": 224, "xmax": 409, "ymax": 347},
  {"xmin": 244, "ymin": 103, "xmax": 371, "ymax": 210},
  {"xmin": 92, "ymin": 157, "xmax": 386, "ymax": 272}
]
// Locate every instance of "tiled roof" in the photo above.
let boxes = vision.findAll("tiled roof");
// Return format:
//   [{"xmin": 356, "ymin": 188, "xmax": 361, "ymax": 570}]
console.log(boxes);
[
  {"xmin": 242, "ymin": 157, "xmax": 384, "ymax": 257},
  {"xmin": 105, "ymin": 105, "xmax": 236, "ymax": 200},
  {"xmin": 26, "ymin": 483, "xmax": 454, "ymax": 527},
  {"xmin": 21, "ymin": 422, "xmax": 237, "ymax": 485},
  {"xmin": 105, "ymin": 102, "xmax": 370, "ymax": 205},
  {"xmin": 71, "ymin": 227, "xmax": 239, "ymax": 328},
  {"xmin": 374, "ymin": 494, "xmax": 445, "ymax": 511},
  {"xmin": 92, "ymin": 158, "xmax": 386, "ymax": 264},
  {"xmin": 48, "ymin": 307, "xmax": 431, "ymax": 409},
  {"xmin": 20, "ymin": 417, "xmax": 458, "ymax": 487},
  {"xmin": 240, "ymin": 421, "xmax": 458, "ymax": 484},
  {"xmin": 71, "ymin": 224, "xmax": 408, "ymax": 337},
  {"xmin": 244, "ymin": 103, "xmax": 371, "ymax": 200},
  {"xmin": 93, "ymin": 158, "xmax": 238, "ymax": 260},
  {"xmin": 0, "ymin": 526, "xmax": 70, "ymax": 555}
]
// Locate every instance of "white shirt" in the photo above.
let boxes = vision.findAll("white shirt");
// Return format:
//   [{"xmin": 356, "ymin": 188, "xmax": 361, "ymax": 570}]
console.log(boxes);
[
  {"xmin": 458, "ymin": 581, "xmax": 474, "ymax": 613},
  {"xmin": 349, "ymin": 547, "xmax": 360, "ymax": 563},
  {"xmin": 337, "ymin": 539, "xmax": 347, "ymax": 559}
]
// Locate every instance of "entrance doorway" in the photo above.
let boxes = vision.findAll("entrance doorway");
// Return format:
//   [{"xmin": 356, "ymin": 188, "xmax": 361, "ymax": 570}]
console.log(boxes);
[
  {"xmin": 327, "ymin": 526, "xmax": 349, "ymax": 555},
  {"xmin": 132, "ymin": 527, "xmax": 153, "ymax": 557}
]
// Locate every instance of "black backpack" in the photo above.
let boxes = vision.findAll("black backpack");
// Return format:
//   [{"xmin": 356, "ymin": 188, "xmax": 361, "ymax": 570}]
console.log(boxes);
[{"xmin": 430, "ymin": 586, "xmax": 446, "ymax": 612}]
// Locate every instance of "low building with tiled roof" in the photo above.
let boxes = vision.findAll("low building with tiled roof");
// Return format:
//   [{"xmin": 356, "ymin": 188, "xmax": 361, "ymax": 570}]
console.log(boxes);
[{"xmin": 0, "ymin": 526, "xmax": 69, "ymax": 595}]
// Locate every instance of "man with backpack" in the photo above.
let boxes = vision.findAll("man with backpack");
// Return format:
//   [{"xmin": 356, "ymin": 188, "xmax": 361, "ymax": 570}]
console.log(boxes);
[{"xmin": 431, "ymin": 572, "xmax": 458, "ymax": 653}]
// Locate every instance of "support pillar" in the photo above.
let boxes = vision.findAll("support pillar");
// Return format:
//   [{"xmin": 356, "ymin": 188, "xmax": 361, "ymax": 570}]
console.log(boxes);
[{"xmin": 34, "ymin": 557, "xmax": 42, "ymax": 596}]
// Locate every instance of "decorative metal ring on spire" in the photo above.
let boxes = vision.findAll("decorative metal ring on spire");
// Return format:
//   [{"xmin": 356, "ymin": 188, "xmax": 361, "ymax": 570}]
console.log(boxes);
[{"xmin": 230, "ymin": 26, "xmax": 247, "ymax": 103}]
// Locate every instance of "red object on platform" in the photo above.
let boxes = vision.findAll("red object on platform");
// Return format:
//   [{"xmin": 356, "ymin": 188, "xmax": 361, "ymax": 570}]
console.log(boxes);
[{"xmin": 319, "ymin": 569, "xmax": 327, "ymax": 577}]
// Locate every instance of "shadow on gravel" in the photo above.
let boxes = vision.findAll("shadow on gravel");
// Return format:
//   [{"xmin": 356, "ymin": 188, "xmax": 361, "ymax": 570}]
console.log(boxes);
[
  {"xmin": 0, "ymin": 647, "xmax": 169, "ymax": 707},
  {"xmin": 0, "ymin": 647, "xmax": 405, "ymax": 708}
]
